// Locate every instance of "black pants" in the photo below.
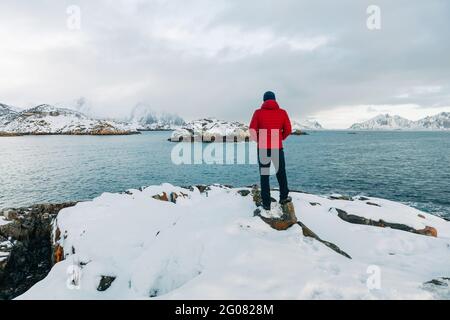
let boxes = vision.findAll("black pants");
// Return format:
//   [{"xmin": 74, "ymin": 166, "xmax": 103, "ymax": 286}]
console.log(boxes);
[{"xmin": 258, "ymin": 148, "xmax": 289, "ymax": 208}]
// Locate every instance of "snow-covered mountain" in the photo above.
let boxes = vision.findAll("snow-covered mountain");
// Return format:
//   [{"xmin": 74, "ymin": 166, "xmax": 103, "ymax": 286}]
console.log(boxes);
[
  {"xmin": 350, "ymin": 114, "xmax": 414, "ymax": 130},
  {"xmin": 169, "ymin": 118, "xmax": 250, "ymax": 142},
  {"xmin": 414, "ymin": 112, "xmax": 450, "ymax": 130},
  {"xmin": 130, "ymin": 104, "xmax": 185, "ymax": 131},
  {"xmin": 350, "ymin": 112, "xmax": 450, "ymax": 130},
  {"xmin": 0, "ymin": 104, "xmax": 20, "ymax": 131},
  {"xmin": 0, "ymin": 104, "xmax": 138, "ymax": 136},
  {"xmin": 292, "ymin": 119, "xmax": 323, "ymax": 130},
  {"xmin": 4, "ymin": 184, "xmax": 449, "ymax": 300},
  {"xmin": 291, "ymin": 119, "xmax": 323, "ymax": 134},
  {"xmin": 0, "ymin": 103, "xmax": 18, "ymax": 116}
]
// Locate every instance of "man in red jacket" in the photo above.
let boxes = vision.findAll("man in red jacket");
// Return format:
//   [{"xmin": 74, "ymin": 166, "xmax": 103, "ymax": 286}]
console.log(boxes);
[{"xmin": 249, "ymin": 91, "xmax": 292, "ymax": 211}]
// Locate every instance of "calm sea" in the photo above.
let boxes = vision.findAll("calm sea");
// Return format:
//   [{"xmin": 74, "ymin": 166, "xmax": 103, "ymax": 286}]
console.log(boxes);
[{"xmin": 0, "ymin": 131, "xmax": 449, "ymax": 218}]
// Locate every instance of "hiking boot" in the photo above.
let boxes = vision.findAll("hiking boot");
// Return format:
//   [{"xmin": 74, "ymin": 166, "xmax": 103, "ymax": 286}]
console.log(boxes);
[
  {"xmin": 279, "ymin": 196, "xmax": 292, "ymax": 205},
  {"xmin": 263, "ymin": 204, "xmax": 271, "ymax": 211}
]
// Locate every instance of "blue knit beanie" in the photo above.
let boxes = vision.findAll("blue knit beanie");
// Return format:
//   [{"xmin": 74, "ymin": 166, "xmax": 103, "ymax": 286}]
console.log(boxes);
[{"xmin": 263, "ymin": 91, "xmax": 276, "ymax": 101}]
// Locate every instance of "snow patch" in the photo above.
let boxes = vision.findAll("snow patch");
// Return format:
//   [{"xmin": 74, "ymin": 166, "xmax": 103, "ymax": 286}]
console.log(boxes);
[{"xmin": 17, "ymin": 185, "xmax": 450, "ymax": 300}]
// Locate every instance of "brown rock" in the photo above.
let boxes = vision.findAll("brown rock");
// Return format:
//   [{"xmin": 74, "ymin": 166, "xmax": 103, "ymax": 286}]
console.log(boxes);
[
  {"xmin": 53, "ymin": 245, "xmax": 64, "ymax": 263},
  {"xmin": 256, "ymin": 201, "xmax": 298, "ymax": 231},
  {"xmin": 54, "ymin": 227, "xmax": 61, "ymax": 243},
  {"xmin": 333, "ymin": 207, "xmax": 438, "ymax": 238},
  {"xmin": 418, "ymin": 214, "xmax": 426, "ymax": 219},
  {"xmin": 152, "ymin": 191, "xmax": 188, "ymax": 204},
  {"xmin": 152, "ymin": 192, "xmax": 169, "ymax": 202},
  {"xmin": 259, "ymin": 216, "xmax": 297, "ymax": 230},
  {"xmin": 416, "ymin": 226, "xmax": 438, "ymax": 237}
]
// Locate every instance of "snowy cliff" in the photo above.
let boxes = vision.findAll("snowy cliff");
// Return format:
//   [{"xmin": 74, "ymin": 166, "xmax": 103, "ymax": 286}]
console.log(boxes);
[
  {"xmin": 0, "ymin": 104, "xmax": 139, "ymax": 136},
  {"xmin": 4, "ymin": 184, "xmax": 449, "ymax": 300}
]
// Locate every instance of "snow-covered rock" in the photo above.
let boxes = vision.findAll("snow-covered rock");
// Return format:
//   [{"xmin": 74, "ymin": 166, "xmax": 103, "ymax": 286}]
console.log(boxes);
[
  {"xmin": 169, "ymin": 118, "xmax": 250, "ymax": 142},
  {"xmin": 350, "ymin": 114, "xmax": 414, "ymax": 130},
  {"xmin": 0, "ymin": 104, "xmax": 139, "ymax": 136},
  {"xmin": 130, "ymin": 104, "xmax": 184, "ymax": 131},
  {"xmin": 15, "ymin": 184, "xmax": 450, "ymax": 300},
  {"xmin": 413, "ymin": 112, "xmax": 450, "ymax": 130}
]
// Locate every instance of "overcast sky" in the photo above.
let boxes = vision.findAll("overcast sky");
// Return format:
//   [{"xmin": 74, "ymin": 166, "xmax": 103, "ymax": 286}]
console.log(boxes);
[{"xmin": 1, "ymin": 0, "xmax": 449, "ymax": 128}]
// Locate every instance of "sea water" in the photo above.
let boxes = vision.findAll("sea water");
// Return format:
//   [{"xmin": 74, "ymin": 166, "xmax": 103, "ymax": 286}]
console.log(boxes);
[{"xmin": 0, "ymin": 131, "xmax": 449, "ymax": 218}]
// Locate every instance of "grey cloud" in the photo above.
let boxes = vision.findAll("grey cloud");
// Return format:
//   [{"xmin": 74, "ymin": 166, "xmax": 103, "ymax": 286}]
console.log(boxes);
[{"xmin": 0, "ymin": 0, "xmax": 449, "ymax": 124}]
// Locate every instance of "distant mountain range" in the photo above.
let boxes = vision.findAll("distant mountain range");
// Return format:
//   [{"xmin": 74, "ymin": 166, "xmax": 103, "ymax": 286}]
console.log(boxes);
[
  {"xmin": 350, "ymin": 112, "xmax": 450, "ymax": 130},
  {"xmin": 4, "ymin": 101, "xmax": 448, "ymax": 135},
  {"xmin": 129, "ymin": 103, "xmax": 185, "ymax": 131},
  {"xmin": 0, "ymin": 103, "xmax": 138, "ymax": 136},
  {"xmin": 0, "ymin": 102, "xmax": 187, "ymax": 136}
]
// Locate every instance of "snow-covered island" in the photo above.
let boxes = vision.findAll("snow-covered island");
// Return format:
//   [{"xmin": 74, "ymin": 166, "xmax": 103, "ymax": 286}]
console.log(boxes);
[
  {"xmin": 292, "ymin": 120, "xmax": 323, "ymax": 135},
  {"xmin": 169, "ymin": 118, "xmax": 250, "ymax": 142},
  {"xmin": 168, "ymin": 118, "xmax": 323, "ymax": 142},
  {"xmin": 350, "ymin": 112, "xmax": 450, "ymax": 130},
  {"xmin": 0, "ymin": 104, "xmax": 139, "ymax": 136},
  {"xmin": 1, "ymin": 184, "xmax": 449, "ymax": 299}
]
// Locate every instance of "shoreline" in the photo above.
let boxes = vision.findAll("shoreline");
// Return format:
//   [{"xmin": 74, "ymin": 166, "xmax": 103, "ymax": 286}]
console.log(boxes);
[{"xmin": 0, "ymin": 131, "xmax": 141, "ymax": 137}]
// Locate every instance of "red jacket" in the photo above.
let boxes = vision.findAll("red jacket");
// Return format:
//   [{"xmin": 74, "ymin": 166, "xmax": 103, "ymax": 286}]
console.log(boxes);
[{"xmin": 249, "ymin": 100, "xmax": 292, "ymax": 149}]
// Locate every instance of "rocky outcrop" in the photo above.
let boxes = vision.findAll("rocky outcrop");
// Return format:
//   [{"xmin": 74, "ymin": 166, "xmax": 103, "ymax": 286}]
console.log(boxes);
[
  {"xmin": 424, "ymin": 278, "xmax": 450, "ymax": 287},
  {"xmin": 152, "ymin": 191, "xmax": 188, "ymax": 203},
  {"xmin": 0, "ymin": 202, "xmax": 76, "ymax": 299},
  {"xmin": 331, "ymin": 208, "xmax": 438, "ymax": 237},
  {"xmin": 422, "ymin": 277, "xmax": 450, "ymax": 298},
  {"xmin": 328, "ymin": 194, "xmax": 353, "ymax": 201},
  {"xmin": 297, "ymin": 221, "xmax": 351, "ymax": 259},
  {"xmin": 97, "ymin": 276, "xmax": 116, "ymax": 292},
  {"xmin": 250, "ymin": 186, "xmax": 351, "ymax": 258},
  {"xmin": 13, "ymin": 184, "xmax": 450, "ymax": 300},
  {"xmin": 255, "ymin": 201, "xmax": 298, "ymax": 231}
]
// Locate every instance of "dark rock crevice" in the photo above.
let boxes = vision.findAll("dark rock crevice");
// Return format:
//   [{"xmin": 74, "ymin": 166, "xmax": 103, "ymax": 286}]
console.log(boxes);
[{"xmin": 0, "ymin": 202, "xmax": 76, "ymax": 300}]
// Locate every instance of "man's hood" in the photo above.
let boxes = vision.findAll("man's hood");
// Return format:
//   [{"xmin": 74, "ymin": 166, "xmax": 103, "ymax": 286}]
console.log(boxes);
[{"xmin": 261, "ymin": 100, "xmax": 280, "ymax": 110}]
